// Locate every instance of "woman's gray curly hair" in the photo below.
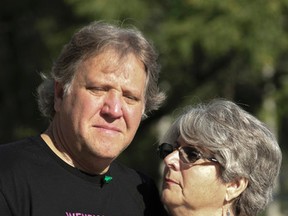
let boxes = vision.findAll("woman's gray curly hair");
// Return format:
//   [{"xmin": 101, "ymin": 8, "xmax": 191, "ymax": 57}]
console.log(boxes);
[
  {"xmin": 37, "ymin": 21, "xmax": 166, "ymax": 120},
  {"xmin": 160, "ymin": 99, "xmax": 282, "ymax": 216}
]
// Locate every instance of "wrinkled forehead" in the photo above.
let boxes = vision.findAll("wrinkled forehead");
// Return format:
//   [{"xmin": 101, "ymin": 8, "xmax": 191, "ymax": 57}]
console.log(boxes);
[{"xmin": 76, "ymin": 47, "xmax": 146, "ymax": 78}]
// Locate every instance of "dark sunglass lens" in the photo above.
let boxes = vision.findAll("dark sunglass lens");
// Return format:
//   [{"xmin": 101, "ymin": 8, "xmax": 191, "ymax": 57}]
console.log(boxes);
[
  {"xmin": 158, "ymin": 143, "xmax": 174, "ymax": 159},
  {"xmin": 181, "ymin": 147, "xmax": 200, "ymax": 163}
]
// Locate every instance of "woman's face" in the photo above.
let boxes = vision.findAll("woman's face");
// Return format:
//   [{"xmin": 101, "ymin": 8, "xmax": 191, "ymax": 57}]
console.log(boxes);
[{"xmin": 161, "ymin": 136, "xmax": 227, "ymax": 214}]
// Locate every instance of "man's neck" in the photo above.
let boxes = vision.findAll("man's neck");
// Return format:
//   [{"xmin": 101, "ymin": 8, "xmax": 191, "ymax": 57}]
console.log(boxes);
[
  {"xmin": 41, "ymin": 130, "xmax": 76, "ymax": 167},
  {"xmin": 40, "ymin": 127, "xmax": 110, "ymax": 175}
]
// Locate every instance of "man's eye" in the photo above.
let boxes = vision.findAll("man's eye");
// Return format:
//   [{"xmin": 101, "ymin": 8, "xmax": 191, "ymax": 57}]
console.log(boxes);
[
  {"xmin": 87, "ymin": 87, "xmax": 107, "ymax": 94},
  {"xmin": 124, "ymin": 95, "xmax": 140, "ymax": 103},
  {"xmin": 90, "ymin": 85, "xmax": 107, "ymax": 90},
  {"xmin": 125, "ymin": 95, "xmax": 137, "ymax": 100}
]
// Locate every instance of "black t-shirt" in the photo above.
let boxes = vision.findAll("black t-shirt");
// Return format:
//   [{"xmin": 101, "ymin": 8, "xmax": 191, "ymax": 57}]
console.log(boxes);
[{"xmin": 0, "ymin": 136, "xmax": 168, "ymax": 216}]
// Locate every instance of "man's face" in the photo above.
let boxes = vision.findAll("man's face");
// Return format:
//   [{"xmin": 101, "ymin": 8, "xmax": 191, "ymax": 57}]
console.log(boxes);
[{"xmin": 54, "ymin": 49, "xmax": 146, "ymax": 172}]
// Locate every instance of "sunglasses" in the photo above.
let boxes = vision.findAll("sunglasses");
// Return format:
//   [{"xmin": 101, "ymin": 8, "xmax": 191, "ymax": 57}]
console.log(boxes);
[{"xmin": 157, "ymin": 143, "xmax": 218, "ymax": 165}]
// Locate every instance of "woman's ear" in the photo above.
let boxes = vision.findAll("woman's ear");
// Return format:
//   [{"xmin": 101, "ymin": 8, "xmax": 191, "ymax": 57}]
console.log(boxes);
[
  {"xmin": 54, "ymin": 81, "xmax": 64, "ymax": 112},
  {"xmin": 225, "ymin": 178, "xmax": 248, "ymax": 201}
]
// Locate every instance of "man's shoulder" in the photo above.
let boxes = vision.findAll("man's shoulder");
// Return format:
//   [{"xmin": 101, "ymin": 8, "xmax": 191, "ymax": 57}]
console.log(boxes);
[
  {"xmin": 111, "ymin": 161, "xmax": 154, "ymax": 186},
  {"xmin": 0, "ymin": 136, "xmax": 44, "ymax": 168},
  {"xmin": 110, "ymin": 162, "xmax": 168, "ymax": 216},
  {"xmin": 0, "ymin": 136, "xmax": 41, "ymax": 152}
]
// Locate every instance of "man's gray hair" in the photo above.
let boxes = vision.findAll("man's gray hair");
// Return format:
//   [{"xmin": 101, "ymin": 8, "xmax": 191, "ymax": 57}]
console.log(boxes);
[{"xmin": 37, "ymin": 21, "xmax": 166, "ymax": 119}]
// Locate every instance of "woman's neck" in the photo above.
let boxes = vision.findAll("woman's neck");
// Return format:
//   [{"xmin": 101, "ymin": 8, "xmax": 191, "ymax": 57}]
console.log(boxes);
[{"xmin": 167, "ymin": 206, "xmax": 232, "ymax": 216}]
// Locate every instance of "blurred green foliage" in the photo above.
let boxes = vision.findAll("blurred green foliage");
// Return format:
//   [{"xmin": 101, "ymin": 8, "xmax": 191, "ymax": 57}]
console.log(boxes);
[{"xmin": 1, "ymin": 0, "xmax": 288, "ymax": 214}]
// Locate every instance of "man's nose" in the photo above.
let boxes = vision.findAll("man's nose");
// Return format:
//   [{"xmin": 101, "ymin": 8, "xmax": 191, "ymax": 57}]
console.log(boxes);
[{"xmin": 100, "ymin": 90, "xmax": 123, "ymax": 118}]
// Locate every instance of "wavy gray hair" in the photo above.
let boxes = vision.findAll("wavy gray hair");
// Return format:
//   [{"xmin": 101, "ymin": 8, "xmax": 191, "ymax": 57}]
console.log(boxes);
[
  {"xmin": 160, "ymin": 99, "xmax": 282, "ymax": 216},
  {"xmin": 37, "ymin": 21, "xmax": 166, "ymax": 119}
]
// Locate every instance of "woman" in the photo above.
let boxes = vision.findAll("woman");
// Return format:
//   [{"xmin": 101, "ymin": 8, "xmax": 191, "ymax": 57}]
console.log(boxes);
[{"xmin": 158, "ymin": 99, "xmax": 282, "ymax": 216}]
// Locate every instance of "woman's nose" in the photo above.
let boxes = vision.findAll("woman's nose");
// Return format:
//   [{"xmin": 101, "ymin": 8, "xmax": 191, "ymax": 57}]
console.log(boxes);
[
  {"xmin": 100, "ymin": 90, "xmax": 123, "ymax": 118},
  {"xmin": 164, "ymin": 150, "xmax": 180, "ymax": 170}
]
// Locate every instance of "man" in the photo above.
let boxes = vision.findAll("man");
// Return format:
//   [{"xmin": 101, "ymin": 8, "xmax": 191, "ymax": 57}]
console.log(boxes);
[{"xmin": 0, "ymin": 21, "xmax": 167, "ymax": 216}]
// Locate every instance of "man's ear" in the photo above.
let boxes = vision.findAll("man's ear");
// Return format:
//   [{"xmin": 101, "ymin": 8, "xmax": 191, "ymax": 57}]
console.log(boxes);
[
  {"xmin": 225, "ymin": 178, "xmax": 248, "ymax": 202},
  {"xmin": 54, "ymin": 81, "xmax": 64, "ymax": 112}
]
